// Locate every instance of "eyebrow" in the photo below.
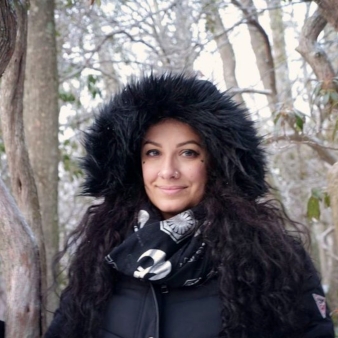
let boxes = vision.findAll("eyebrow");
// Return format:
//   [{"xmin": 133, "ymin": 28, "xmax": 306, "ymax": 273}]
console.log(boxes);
[{"xmin": 143, "ymin": 140, "xmax": 202, "ymax": 148}]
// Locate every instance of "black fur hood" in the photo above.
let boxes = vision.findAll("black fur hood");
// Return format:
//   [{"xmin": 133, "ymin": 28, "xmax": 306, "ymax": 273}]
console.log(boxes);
[{"xmin": 81, "ymin": 73, "xmax": 267, "ymax": 200}]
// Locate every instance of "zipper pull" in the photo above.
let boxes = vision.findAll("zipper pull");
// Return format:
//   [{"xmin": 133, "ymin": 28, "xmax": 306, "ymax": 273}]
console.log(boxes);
[{"xmin": 161, "ymin": 284, "xmax": 169, "ymax": 294}]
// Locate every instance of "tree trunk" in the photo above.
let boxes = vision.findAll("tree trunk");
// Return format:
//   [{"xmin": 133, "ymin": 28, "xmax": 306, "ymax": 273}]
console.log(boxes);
[
  {"xmin": 97, "ymin": 42, "xmax": 120, "ymax": 97},
  {"xmin": 324, "ymin": 25, "xmax": 338, "ymax": 73},
  {"xmin": 0, "ymin": 0, "xmax": 17, "ymax": 78},
  {"xmin": 94, "ymin": 26, "xmax": 120, "ymax": 97},
  {"xmin": 326, "ymin": 162, "xmax": 338, "ymax": 310},
  {"xmin": 266, "ymin": 0, "xmax": 293, "ymax": 106},
  {"xmin": 327, "ymin": 164, "xmax": 338, "ymax": 248},
  {"xmin": 0, "ymin": 179, "xmax": 42, "ymax": 337},
  {"xmin": 205, "ymin": 3, "xmax": 245, "ymax": 104},
  {"xmin": 232, "ymin": 0, "xmax": 278, "ymax": 112},
  {"xmin": 23, "ymin": 0, "xmax": 60, "ymax": 322},
  {"xmin": 0, "ymin": 0, "xmax": 46, "ymax": 334}
]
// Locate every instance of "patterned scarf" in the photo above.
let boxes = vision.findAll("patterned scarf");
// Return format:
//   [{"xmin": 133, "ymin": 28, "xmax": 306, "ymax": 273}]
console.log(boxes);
[{"xmin": 105, "ymin": 205, "xmax": 215, "ymax": 288}]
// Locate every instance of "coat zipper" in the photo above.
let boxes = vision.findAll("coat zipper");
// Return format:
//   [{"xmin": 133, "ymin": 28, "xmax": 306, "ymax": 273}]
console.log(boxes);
[
  {"xmin": 160, "ymin": 284, "xmax": 169, "ymax": 294},
  {"xmin": 149, "ymin": 283, "xmax": 160, "ymax": 338}
]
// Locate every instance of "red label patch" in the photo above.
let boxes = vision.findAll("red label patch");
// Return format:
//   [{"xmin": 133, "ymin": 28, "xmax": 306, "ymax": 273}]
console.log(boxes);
[{"xmin": 312, "ymin": 293, "xmax": 326, "ymax": 318}]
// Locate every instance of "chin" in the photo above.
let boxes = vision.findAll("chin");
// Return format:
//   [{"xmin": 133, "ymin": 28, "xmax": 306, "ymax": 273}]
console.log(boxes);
[
  {"xmin": 161, "ymin": 209, "xmax": 183, "ymax": 218},
  {"xmin": 156, "ymin": 203, "xmax": 191, "ymax": 219}
]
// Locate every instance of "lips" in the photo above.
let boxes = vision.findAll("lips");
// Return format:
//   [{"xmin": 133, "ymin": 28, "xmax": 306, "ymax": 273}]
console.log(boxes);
[{"xmin": 157, "ymin": 186, "xmax": 186, "ymax": 195}]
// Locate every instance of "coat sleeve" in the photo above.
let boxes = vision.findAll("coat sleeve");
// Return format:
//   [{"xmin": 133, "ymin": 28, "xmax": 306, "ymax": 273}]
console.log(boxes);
[
  {"xmin": 0, "ymin": 320, "xmax": 4, "ymax": 338},
  {"xmin": 44, "ymin": 292, "xmax": 71, "ymax": 338},
  {"xmin": 300, "ymin": 254, "xmax": 335, "ymax": 338},
  {"xmin": 44, "ymin": 306, "xmax": 63, "ymax": 338}
]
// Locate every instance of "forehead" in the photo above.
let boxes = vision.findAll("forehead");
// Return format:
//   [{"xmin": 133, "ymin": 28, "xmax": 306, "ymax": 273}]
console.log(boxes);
[{"xmin": 143, "ymin": 119, "xmax": 202, "ymax": 143}]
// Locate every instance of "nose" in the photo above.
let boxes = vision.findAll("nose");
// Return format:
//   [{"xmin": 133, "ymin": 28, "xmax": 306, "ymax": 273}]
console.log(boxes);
[{"xmin": 157, "ymin": 156, "xmax": 180, "ymax": 179}]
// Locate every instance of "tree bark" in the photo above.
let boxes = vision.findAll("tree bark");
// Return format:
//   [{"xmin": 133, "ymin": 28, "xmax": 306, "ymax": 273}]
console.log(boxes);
[
  {"xmin": 314, "ymin": 0, "xmax": 338, "ymax": 31},
  {"xmin": 0, "ymin": 179, "xmax": 42, "ymax": 337},
  {"xmin": 0, "ymin": 0, "xmax": 17, "ymax": 78},
  {"xmin": 23, "ymin": 0, "xmax": 59, "ymax": 322},
  {"xmin": 324, "ymin": 25, "xmax": 338, "ymax": 73},
  {"xmin": 0, "ymin": 0, "xmax": 46, "ymax": 334}
]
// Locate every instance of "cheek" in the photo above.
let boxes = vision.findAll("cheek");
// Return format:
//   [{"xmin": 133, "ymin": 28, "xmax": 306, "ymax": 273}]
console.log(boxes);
[
  {"xmin": 188, "ymin": 164, "xmax": 207, "ymax": 183},
  {"xmin": 198, "ymin": 171, "xmax": 208, "ymax": 187},
  {"xmin": 142, "ymin": 163, "xmax": 157, "ymax": 184}
]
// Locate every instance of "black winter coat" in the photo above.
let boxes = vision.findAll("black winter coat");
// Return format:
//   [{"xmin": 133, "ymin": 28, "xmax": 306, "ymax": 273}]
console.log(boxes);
[
  {"xmin": 46, "ymin": 267, "xmax": 335, "ymax": 338},
  {"xmin": 100, "ymin": 275, "xmax": 222, "ymax": 338},
  {"xmin": 0, "ymin": 320, "xmax": 4, "ymax": 338}
]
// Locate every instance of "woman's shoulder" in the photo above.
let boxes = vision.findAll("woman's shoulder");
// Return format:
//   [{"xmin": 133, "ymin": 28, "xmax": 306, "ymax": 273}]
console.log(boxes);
[{"xmin": 0, "ymin": 320, "xmax": 4, "ymax": 338}]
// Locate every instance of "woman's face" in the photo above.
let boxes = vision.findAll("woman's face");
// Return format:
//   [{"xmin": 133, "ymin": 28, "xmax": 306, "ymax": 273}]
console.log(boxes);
[{"xmin": 141, "ymin": 119, "xmax": 207, "ymax": 219}]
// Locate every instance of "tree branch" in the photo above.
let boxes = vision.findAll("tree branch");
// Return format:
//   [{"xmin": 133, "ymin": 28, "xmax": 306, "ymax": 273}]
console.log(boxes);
[
  {"xmin": 230, "ymin": 87, "xmax": 272, "ymax": 96},
  {"xmin": 265, "ymin": 132, "xmax": 337, "ymax": 165},
  {"xmin": 296, "ymin": 9, "xmax": 335, "ymax": 82},
  {"xmin": 314, "ymin": 0, "xmax": 338, "ymax": 31},
  {"xmin": 317, "ymin": 226, "xmax": 338, "ymax": 261}
]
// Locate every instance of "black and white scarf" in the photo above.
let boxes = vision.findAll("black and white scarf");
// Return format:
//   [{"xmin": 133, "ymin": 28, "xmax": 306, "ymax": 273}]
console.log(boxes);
[{"xmin": 105, "ymin": 205, "xmax": 215, "ymax": 288}]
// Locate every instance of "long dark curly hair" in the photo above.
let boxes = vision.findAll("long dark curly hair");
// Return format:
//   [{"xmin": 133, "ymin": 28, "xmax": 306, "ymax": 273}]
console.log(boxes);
[
  {"xmin": 49, "ymin": 74, "xmax": 310, "ymax": 338},
  {"xmin": 51, "ymin": 172, "xmax": 308, "ymax": 338}
]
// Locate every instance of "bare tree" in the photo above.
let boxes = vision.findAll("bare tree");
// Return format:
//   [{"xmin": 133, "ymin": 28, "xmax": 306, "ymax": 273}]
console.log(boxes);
[
  {"xmin": 0, "ymin": 0, "xmax": 46, "ymax": 334},
  {"xmin": 23, "ymin": 0, "xmax": 60, "ymax": 321},
  {"xmin": 295, "ymin": 0, "xmax": 338, "ymax": 309}
]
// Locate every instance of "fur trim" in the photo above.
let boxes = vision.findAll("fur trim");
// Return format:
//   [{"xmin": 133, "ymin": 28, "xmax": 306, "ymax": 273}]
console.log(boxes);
[{"xmin": 81, "ymin": 73, "xmax": 267, "ymax": 199}]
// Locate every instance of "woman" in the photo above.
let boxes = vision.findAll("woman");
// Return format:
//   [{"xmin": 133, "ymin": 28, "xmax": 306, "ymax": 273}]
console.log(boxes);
[{"xmin": 46, "ymin": 73, "xmax": 335, "ymax": 338}]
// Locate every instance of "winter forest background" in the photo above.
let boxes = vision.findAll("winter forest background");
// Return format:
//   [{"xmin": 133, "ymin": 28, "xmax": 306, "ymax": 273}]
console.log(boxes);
[{"xmin": 0, "ymin": 0, "xmax": 338, "ymax": 336}]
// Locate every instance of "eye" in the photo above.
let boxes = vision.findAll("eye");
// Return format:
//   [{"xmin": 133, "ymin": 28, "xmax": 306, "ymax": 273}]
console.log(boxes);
[
  {"xmin": 181, "ymin": 149, "xmax": 199, "ymax": 158},
  {"xmin": 145, "ymin": 149, "xmax": 160, "ymax": 157}
]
